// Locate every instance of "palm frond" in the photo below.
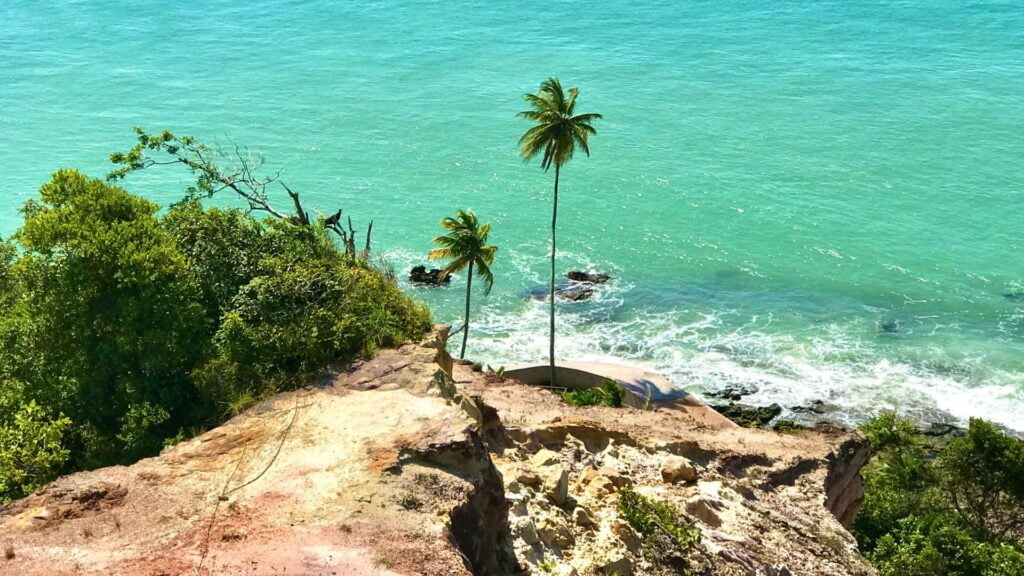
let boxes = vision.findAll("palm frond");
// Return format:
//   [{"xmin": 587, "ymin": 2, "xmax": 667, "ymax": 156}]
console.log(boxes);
[{"xmin": 517, "ymin": 77, "xmax": 601, "ymax": 170}]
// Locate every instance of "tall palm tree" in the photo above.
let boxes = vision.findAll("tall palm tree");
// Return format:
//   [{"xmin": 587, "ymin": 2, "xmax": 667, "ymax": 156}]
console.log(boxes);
[
  {"xmin": 428, "ymin": 209, "xmax": 498, "ymax": 359},
  {"xmin": 517, "ymin": 77, "xmax": 602, "ymax": 385}
]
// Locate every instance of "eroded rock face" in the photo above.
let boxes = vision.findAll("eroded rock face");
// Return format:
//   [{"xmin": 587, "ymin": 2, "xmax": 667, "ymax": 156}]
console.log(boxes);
[
  {"xmin": 459, "ymin": 366, "xmax": 877, "ymax": 576},
  {"xmin": 0, "ymin": 327, "xmax": 513, "ymax": 576}
]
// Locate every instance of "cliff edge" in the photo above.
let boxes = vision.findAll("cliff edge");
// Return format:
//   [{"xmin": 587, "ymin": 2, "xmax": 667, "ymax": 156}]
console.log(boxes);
[{"xmin": 0, "ymin": 328, "xmax": 873, "ymax": 575}]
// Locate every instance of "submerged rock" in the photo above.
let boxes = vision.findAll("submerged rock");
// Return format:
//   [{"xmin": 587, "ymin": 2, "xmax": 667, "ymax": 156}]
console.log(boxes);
[
  {"xmin": 879, "ymin": 317, "xmax": 902, "ymax": 333},
  {"xmin": 557, "ymin": 285, "xmax": 595, "ymax": 301},
  {"xmin": 409, "ymin": 265, "xmax": 450, "ymax": 285}
]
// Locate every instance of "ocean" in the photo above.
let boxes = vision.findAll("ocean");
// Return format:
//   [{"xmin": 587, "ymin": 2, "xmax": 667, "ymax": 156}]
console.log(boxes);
[{"xmin": 2, "ymin": 0, "xmax": 1022, "ymax": 430}]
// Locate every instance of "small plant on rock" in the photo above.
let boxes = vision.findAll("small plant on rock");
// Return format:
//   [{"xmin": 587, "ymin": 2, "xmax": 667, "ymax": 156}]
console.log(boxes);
[{"xmin": 618, "ymin": 485, "xmax": 700, "ymax": 569}]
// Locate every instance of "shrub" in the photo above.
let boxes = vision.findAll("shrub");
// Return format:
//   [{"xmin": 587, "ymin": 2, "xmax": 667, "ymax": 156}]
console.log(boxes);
[
  {"xmin": 854, "ymin": 413, "xmax": 1024, "ymax": 575},
  {"xmin": 618, "ymin": 485, "xmax": 700, "ymax": 568},
  {"xmin": 0, "ymin": 401, "xmax": 71, "ymax": 501},
  {"xmin": 563, "ymin": 379, "xmax": 624, "ymax": 408}
]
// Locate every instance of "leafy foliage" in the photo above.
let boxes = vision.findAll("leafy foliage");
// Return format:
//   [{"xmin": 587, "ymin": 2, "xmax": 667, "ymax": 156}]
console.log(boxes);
[
  {"xmin": 517, "ymin": 77, "xmax": 603, "ymax": 171},
  {"xmin": 562, "ymin": 379, "xmax": 624, "ymax": 408},
  {"xmin": 854, "ymin": 413, "xmax": 1024, "ymax": 575},
  {"xmin": 0, "ymin": 168, "xmax": 429, "ymax": 502},
  {"xmin": 0, "ymin": 401, "xmax": 71, "ymax": 500}
]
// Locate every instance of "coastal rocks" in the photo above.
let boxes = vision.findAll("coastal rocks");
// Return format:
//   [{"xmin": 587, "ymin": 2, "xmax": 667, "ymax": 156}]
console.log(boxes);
[
  {"xmin": 920, "ymin": 421, "xmax": 967, "ymax": 439},
  {"xmin": 661, "ymin": 455, "xmax": 698, "ymax": 484},
  {"xmin": 409, "ymin": 265, "xmax": 450, "ymax": 285},
  {"xmin": 707, "ymin": 383, "xmax": 759, "ymax": 402},
  {"xmin": 567, "ymin": 270, "xmax": 611, "ymax": 284},
  {"xmin": 710, "ymin": 402, "xmax": 783, "ymax": 428},
  {"xmin": 790, "ymin": 400, "xmax": 837, "ymax": 415},
  {"xmin": 557, "ymin": 285, "xmax": 595, "ymax": 301}
]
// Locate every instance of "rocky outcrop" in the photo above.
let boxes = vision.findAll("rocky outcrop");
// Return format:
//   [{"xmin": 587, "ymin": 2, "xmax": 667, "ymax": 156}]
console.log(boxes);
[
  {"xmin": 709, "ymin": 401, "xmax": 783, "ymax": 427},
  {"xmin": 409, "ymin": 264, "xmax": 450, "ymax": 285},
  {"xmin": 567, "ymin": 270, "xmax": 611, "ymax": 284},
  {"xmin": 460, "ymin": 368, "xmax": 876, "ymax": 576},
  {"xmin": 0, "ymin": 329, "xmax": 875, "ymax": 575},
  {"xmin": 823, "ymin": 431, "xmax": 871, "ymax": 528}
]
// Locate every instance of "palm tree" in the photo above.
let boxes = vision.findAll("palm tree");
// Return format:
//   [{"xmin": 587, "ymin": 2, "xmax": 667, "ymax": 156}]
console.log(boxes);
[
  {"xmin": 428, "ymin": 209, "xmax": 498, "ymax": 359},
  {"xmin": 517, "ymin": 77, "xmax": 602, "ymax": 385}
]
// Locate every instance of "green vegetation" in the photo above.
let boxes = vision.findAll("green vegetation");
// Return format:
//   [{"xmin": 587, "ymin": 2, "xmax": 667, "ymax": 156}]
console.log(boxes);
[
  {"xmin": 427, "ymin": 209, "xmax": 497, "ymax": 359},
  {"xmin": 0, "ymin": 166, "xmax": 429, "ymax": 503},
  {"xmin": 562, "ymin": 379, "xmax": 623, "ymax": 408},
  {"xmin": 854, "ymin": 413, "xmax": 1024, "ymax": 575},
  {"xmin": 618, "ymin": 485, "xmax": 700, "ymax": 570},
  {"xmin": 517, "ymin": 77, "xmax": 602, "ymax": 386}
]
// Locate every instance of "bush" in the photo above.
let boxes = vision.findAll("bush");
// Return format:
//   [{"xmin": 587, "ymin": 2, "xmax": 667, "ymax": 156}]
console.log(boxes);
[
  {"xmin": 0, "ymin": 401, "xmax": 71, "ymax": 501},
  {"xmin": 854, "ymin": 413, "xmax": 1024, "ymax": 575},
  {"xmin": 562, "ymin": 379, "xmax": 624, "ymax": 407}
]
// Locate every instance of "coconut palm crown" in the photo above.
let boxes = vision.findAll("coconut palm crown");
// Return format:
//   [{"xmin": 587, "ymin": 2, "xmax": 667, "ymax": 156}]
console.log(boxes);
[
  {"xmin": 428, "ymin": 209, "xmax": 497, "ymax": 359},
  {"xmin": 517, "ymin": 77, "xmax": 602, "ymax": 385}
]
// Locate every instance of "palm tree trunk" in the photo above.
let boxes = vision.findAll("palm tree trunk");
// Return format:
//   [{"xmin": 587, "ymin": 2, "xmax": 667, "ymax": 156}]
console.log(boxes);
[
  {"xmin": 460, "ymin": 261, "xmax": 473, "ymax": 359},
  {"xmin": 549, "ymin": 164, "xmax": 560, "ymax": 386}
]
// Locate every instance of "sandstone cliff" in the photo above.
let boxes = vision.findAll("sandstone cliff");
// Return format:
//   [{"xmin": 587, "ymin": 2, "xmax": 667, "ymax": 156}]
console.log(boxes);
[{"xmin": 0, "ymin": 328, "xmax": 873, "ymax": 575}]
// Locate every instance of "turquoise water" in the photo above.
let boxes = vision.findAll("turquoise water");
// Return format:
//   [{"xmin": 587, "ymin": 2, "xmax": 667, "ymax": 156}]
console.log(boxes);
[{"xmin": 2, "ymin": 1, "xmax": 1022, "ymax": 429}]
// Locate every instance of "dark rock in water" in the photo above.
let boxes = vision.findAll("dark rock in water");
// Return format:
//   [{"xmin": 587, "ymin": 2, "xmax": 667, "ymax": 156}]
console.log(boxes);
[
  {"xmin": 557, "ymin": 285, "xmax": 595, "ymax": 302},
  {"xmin": 790, "ymin": 400, "xmax": 836, "ymax": 415},
  {"xmin": 409, "ymin": 265, "xmax": 450, "ymax": 285},
  {"xmin": 879, "ymin": 318, "xmax": 902, "ymax": 334},
  {"xmin": 567, "ymin": 270, "xmax": 611, "ymax": 284},
  {"xmin": 1004, "ymin": 292, "xmax": 1024, "ymax": 302},
  {"xmin": 920, "ymin": 422, "xmax": 967, "ymax": 438},
  {"xmin": 709, "ymin": 402, "xmax": 782, "ymax": 428},
  {"xmin": 707, "ymin": 383, "xmax": 759, "ymax": 402},
  {"xmin": 525, "ymin": 284, "xmax": 595, "ymax": 301}
]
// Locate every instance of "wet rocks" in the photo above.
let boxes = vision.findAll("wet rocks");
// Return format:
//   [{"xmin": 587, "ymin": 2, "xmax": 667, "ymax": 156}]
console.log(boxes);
[
  {"xmin": 409, "ymin": 265, "xmax": 450, "ymax": 285},
  {"xmin": 567, "ymin": 270, "xmax": 611, "ymax": 284},
  {"xmin": 710, "ymin": 402, "xmax": 783, "ymax": 428},
  {"xmin": 920, "ymin": 422, "xmax": 967, "ymax": 438},
  {"xmin": 556, "ymin": 285, "xmax": 595, "ymax": 301},
  {"xmin": 707, "ymin": 383, "xmax": 759, "ymax": 402}
]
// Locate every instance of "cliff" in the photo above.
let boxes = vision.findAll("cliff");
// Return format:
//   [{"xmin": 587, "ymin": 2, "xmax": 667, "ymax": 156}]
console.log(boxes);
[{"xmin": 0, "ymin": 328, "xmax": 873, "ymax": 575}]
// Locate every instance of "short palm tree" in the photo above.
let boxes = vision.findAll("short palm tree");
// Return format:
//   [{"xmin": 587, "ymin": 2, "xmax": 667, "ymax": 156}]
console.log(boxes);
[
  {"xmin": 517, "ymin": 77, "xmax": 602, "ymax": 385},
  {"xmin": 428, "ymin": 209, "xmax": 497, "ymax": 359}
]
